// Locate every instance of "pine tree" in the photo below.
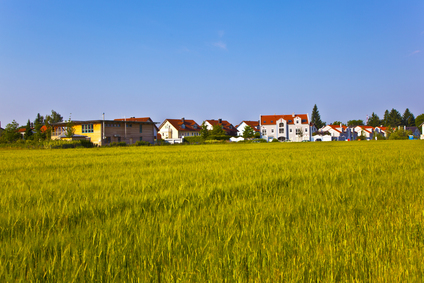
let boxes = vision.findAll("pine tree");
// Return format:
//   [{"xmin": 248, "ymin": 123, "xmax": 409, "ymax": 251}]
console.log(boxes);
[
  {"xmin": 388, "ymin": 108, "xmax": 402, "ymax": 128},
  {"xmin": 311, "ymin": 104, "xmax": 324, "ymax": 129},
  {"xmin": 383, "ymin": 110, "xmax": 390, "ymax": 126},
  {"xmin": 24, "ymin": 119, "xmax": 33, "ymax": 140},
  {"xmin": 402, "ymin": 108, "xmax": 415, "ymax": 127},
  {"xmin": 367, "ymin": 112, "xmax": 381, "ymax": 127}
]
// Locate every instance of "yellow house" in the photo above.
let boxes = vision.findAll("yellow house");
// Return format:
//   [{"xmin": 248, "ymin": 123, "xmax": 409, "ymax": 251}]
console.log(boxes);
[{"xmin": 52, "ymin": 117, "xmax": 158, "ymax": 146}]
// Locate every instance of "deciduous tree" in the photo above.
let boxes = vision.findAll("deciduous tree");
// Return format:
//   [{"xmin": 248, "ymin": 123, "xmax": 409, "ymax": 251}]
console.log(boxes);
[
  {"xmin": 415, "ymin": 114, "xmax": 424, "ymax": 133},
  {"xmin": 242, "ymin": 125, "xmax": 255, "ymax": 139},
  {"xmin": 2, "ymin": 120, "xmax": 21, "ymax": 142}
]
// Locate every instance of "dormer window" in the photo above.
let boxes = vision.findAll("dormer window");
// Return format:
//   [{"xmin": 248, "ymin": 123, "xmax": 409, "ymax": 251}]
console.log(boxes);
[
  {"xmin": 181, "ymin": 124, "xmax": 186, "ymax": 129},
  {"xmin": 193, "ymin": 124, "xmax": 197, "ymax": 129},
  {"xmin": 288, "ymin": 120, "xmax": 292, "ymax": 123},
  {"xmin": 271, "ymin": 120, "xmax": 273, "ymax": 123},
  {"xmin": 279, "ymin": 123, "xmax": 284, "ymax": 127},
  {"xmin": 302, "ymin": 119, "xmax": 307, "ymax": 123}
]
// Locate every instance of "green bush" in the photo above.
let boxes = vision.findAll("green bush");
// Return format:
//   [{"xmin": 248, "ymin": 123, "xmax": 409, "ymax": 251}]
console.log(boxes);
[
  {"xmin": 207, "ymin": 135, "xmax": 230, "ymax": 141},
  {"xmin": 135, "ymin": 141, "xmax": 151, "ymax": 146},
  {"xmin": 388, "ymin": 128, "xmax": 412, "ymax": 140},
  {"xmin": 271, "ymin": 138, "xmax": 279, "ymax": 142}
]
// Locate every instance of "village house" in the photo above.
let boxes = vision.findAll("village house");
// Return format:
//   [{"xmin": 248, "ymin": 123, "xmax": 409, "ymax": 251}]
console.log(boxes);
[
  {"xmin": 260, "ymin": 113, "xmax": 313, "ymax": 142},
  {"xmin": 158, "ymin": 118, "xmax": 201, "ymax": 143},
  {"xmin": 374, "ymin": 126, "xmax": 389, "ymax": 138},
  {"xmin": 315, "ymin": 124, "xmax": 356, "ymax": 141},
  {"xmin": 203, "ymin": 119, "xmax": 238, "ymax": 136},
  {"xmin": 236, "ymin": 120, "xmax": 260, "ymax": 136},
  {"xmin": 51, "ymin": 117, "xmax": 158, "ymax": 146},
  {"xmin": 353, "ymin": 126, "xmax": 374, "ymax": 140}
]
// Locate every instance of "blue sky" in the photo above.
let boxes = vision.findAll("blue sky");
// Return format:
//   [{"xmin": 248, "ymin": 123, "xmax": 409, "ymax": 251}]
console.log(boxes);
[{"xmin": 1, "ymin": 1, "xmax": 423, "ymax": 127}]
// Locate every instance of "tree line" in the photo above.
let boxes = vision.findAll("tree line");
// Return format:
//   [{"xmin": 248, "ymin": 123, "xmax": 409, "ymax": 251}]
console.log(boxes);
[
  {"xmin": 0, "ymin": 110, "xmax": 63, "ymax": 143},
  {"xmin": 311, "ymin": 105, "xmax": 424, "ymax": 130}
]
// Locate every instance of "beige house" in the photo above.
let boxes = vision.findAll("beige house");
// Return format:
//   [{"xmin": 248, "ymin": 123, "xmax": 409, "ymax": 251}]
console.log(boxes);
[
  {"xmin": 158, "ymin": 118, "xmax": 201, "ymax": 143},
  {"xmin": 51, "ymin": 117, "xmax": 158, "ymax": 146}
]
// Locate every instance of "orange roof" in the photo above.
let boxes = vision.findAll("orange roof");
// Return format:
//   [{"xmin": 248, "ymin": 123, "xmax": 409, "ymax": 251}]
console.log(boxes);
[
  {"xmin": 163, "ymin": 119, "xmax": 201, "ymax": 132},
  {"xmin": 261, "ymin": 114, "xmax": 309, "ymax": 125}
]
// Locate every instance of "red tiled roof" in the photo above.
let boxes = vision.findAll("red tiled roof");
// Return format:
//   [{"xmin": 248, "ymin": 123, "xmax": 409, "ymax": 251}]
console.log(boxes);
[
  {"xmin": 261, "ymin": 114, "xmax": 309, "ymax": 125},
  {"xmin": 18, "ymin": 125, "xmax": 48, "ymax": 133},
  {"xmin": 205, "ymin": 119, "xmax": 238, "ymax": 135},
  {"xmin": 162, "ymin": 119, "xmax": 201, "ymax": 132}
]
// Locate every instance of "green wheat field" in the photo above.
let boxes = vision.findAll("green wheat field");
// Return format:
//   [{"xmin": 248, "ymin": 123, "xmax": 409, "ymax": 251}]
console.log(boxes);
[{"xmin": 0, "ymin": 140, "xmax": 423, "ymax": 282}]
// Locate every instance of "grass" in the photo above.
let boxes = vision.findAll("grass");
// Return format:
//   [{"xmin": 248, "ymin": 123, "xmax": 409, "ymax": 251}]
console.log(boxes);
[{"xmin": 0, "ymin": 140, "xmax": 423, "ymax": 281}]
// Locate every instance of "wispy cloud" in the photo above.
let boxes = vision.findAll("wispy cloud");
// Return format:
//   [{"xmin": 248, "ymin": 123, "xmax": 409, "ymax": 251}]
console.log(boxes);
[
  {"xmin": 213, "ymin": 41, "xmax": 227, "ymax": 50},
  {"xmin": 218, "ymin": 30, "xmax": 225, "ymax": 38},
  {"xmin": 409, "ymin": 50, "xmax": 421, "ymax": 56}
]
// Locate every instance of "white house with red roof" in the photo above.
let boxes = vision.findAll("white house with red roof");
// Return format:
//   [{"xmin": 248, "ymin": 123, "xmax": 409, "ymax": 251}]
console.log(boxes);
[
  {"xmin": 204, "ymin": 119, "xmax": 238, "ymax": 136},
  {"xmin": 158, "ymin": 118, "xmax": 201, "ymax": 143},
  {"xmin": 374, "ymin": 126, "xmax": 388, "ymax": 138},
  {"xmin": 317, "ymin": 124, "xmax": 357, "ymax": 141},
  {"xmin": 260, "ymin": 113, "xmax": 312, "ymax": 141},
  {"xmin": 353, "ymin": 126, "xmax": 374, "ymax": 140},
  {"xmin": 236, "ymin": 120, "xmax": 260, "ymax": 136}
]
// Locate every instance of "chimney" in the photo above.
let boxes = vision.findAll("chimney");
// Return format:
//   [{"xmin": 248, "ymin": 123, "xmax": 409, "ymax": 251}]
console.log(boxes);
[
  {"xmin": 182, "ymin": 117, "xmax": 185, "ymax": 124},
  {"xmin": 219, "ymin": 118, "xmax": 222, "ymax": 124},
  {"xmin": 292, "ymin": 112, "xmax": 295, "ymax": 117},
  {"xmin": 102, "ymin": 113, "xmax": 105, "ymax": 120}
]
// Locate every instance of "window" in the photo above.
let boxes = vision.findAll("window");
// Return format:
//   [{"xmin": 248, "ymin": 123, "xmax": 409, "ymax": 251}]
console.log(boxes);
[
  {"xmin": 296, "ymin": 129, "xmax": 301, "ymax": 135},
  {"xmin": 117, "ymin": 137, "xmax": 121, "ymax": 142},
  {"xmin": 139, "ymin": 137, "xmax": 143, "ymax": 141},
  {"xmin": 82, "ymin": 124, "xmax": 94, "ymax": 133},
  {"xmin": 290, "ymin": 129, "xmax": 292, "ymax": 133},
  {"xmin": 139, "ymin": 125, "xmax": 142, "ymax": 133},
  {"xmin": 296, "ymin": 120, "xmax": 299, "ymax": 124},
  {"xmin": 271, "ymin": 120, "xmax": 273, "ymax": 123},
  {"xmin": 271, "ymin": 129, "xmax": 274, "ymax": 133},
  {"xmin": 127, "ymin": 124, "xmax": 132, "ymax": 127},
  {"xmin": 305, "ymin": 128, "xmax": 308, "ymax": 132},
  {"xmin": 302, "ymin": 119, "xmax": 307, "ymax": 123},
  {"xmin": 279, "ymin": 128, "xmax": 284, "ymax": 134},
  {"xmin": 105, "ymin": 137, "xmax": 111, "ymax": 143},
  {"xmin": 262, "ymin": 129, "xmax": 267, "ymax": 135},
  {"xmin": 279, "ymin": 123, "xmax": 284, "ymax": 128},
  {"xmin": 288, "ymin": 120, "xmax": 292, "ymax": 123}
]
